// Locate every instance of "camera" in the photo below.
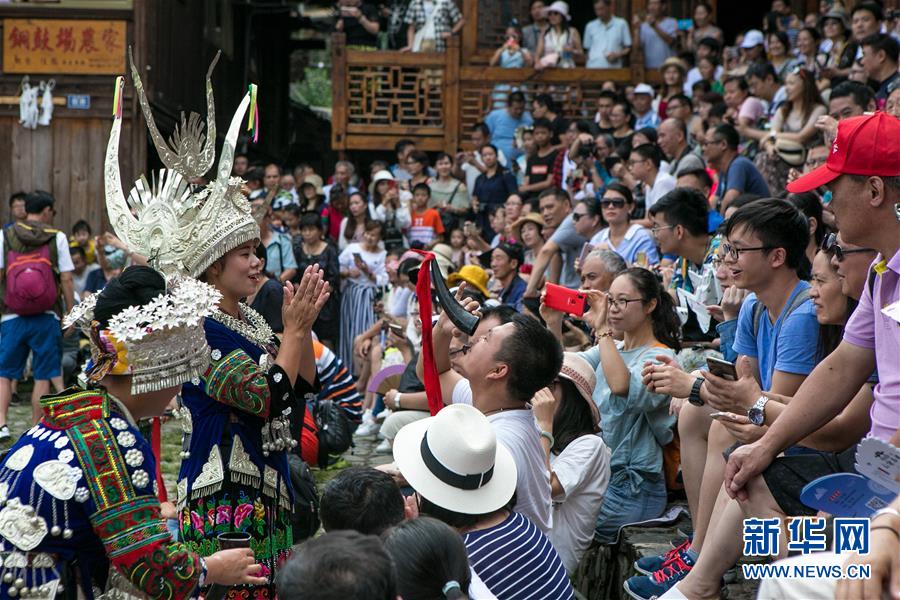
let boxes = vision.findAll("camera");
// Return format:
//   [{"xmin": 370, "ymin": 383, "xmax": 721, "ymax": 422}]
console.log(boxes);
[{"xmin": 576, "ymin": 139, "xmax": 596, "ymax": 160}]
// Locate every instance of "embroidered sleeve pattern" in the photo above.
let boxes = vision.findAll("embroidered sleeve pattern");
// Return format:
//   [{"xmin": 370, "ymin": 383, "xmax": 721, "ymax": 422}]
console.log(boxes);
[
  {"xmin": 70, "ymin": 420, "xmax": 202, "ymax": 599},
  {"xmin": 202, "ymin": 348, "xmax": 272, "ymax": 417}
]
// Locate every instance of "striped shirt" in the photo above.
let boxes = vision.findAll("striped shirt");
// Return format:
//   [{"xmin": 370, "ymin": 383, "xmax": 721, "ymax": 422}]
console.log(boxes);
[{"xmin": 463, "ymin": 512, "xmax": 574, "ymax": 600}]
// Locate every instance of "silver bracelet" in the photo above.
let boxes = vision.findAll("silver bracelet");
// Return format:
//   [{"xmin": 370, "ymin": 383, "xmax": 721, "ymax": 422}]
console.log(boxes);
[{"xmin": 395, "ymin": 392, "xmax": 402, "ymax": 409}]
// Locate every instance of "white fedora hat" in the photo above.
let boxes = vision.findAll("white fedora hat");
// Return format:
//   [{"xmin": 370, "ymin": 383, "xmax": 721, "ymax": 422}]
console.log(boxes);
[{"xmin": 393, "ymin": 404, "xmax": 517, "ymax": 515}]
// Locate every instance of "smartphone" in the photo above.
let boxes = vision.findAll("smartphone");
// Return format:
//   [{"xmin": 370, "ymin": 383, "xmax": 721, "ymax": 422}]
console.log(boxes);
[
  {"xmin": 388, "ymin": 323, "xmax": 405, "ymax": 336},
  {"xmin": 578, "ymin": 242, "xmax": 594, "ymax": 266},
  {"xmin": 709, "ymin": 411, "xmax": 743, "ymax": 422},
  {"xmin": 706, "ymin": 357, "xmax": 738, "ymax": 381},
  {"xmin": 544, "ymin": 283, "xmax": 587, "ymax": 317},
  {"xmin": 677, "ymin": 18, "xmax": 693, "ymax": 31},
  {"xmin": 352, "ymin": 252, "xmax": 363, "ymax": 262}
]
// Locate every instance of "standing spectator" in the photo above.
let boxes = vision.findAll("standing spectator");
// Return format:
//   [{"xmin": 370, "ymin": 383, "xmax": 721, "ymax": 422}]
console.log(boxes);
[
  {"xmin": 455, "ymin": 122, "xmax": 509, "ymax": 195},
  {"xmin": 657, "ymin": 58, "xmax": 687, "ymax": 120},
  {"xmin": 583, "ymin": 0, "xmax": 631, "ymax": 69},
  {"xmin": 520, "ymin": 118, "xmax": 559, "ymax": 203},
  {"xmin": 5, "ymin": 192, "xmax": 26, "ymax": 228},
  {"xmin": 510, "ymin": 212, "xmax": 545, "ymax": 280},
  {"xmin": 485, "ymin": 91, "xmax": 533, "ymax": 162},
  {"xmin": 632, "ymin": 83, "xmax": 661, "ymax": 130},
  {"xmin": 521, "ymin": 0, "xmax": 547, "ymax": 55},
  {"xmin": 372, "ymin": 171, "xmax": 412, "ymax": 252},
  {"xmin": 391, "ymin": 139, "xmax": 416, "ymax": 182},
  {"xmin": 405, "ymin": 150, "xmax": 432, "ymax": 190},
  {"xmin": 334, "ymin": 0, "xmax": 380, "ymax": 48},
  {"xmin": 293, "ymin": 212, "xmax": 341, "ymax": 348},
  {"xmin": 263, "ymin": 163, "xmax": 281, "ymax": 196},
  {"xmin": 628, "ymin": 143, "xmax": 675, "ymax": 220},
  {"xmin": 247, "ymin": 243, "xmax": 286, "ymax": 333},
  {"xmin": 703, "ymin": 124, "xmax": 770, "ymax": 211},
  {"xmin": 0, "ymin": 191, "xmax": 74, "ymax": 433},
  {"xmin": 323, "ymin": 186, "xmax": 349, "ymax": 242},
  {"xmin": 634, "ymin": 0, "xmax": 677, "ymax": 69},
  {"xmin": 594, "ymin": 90, "xmax": 617, "ymax": 132},
  {"xmin": 531, "ymin": 95, "xmax": 568, "ymax": 146},
  {"xmin": 684, "ymin": 2, "xmax": 723, "ymax": 52},
  {"xmin": 471, "ymin": 145, "xmax": 518, "ymax": 237},
  {"xmin": 339, "ymin": 220, "xmax": 388, "ymax": 373},
  {"xmin": 402, "ymin": 0, "xmax": 464, "ymax": 53},
  {"xmin": 408, "ymin": 183, "xmax": 445, "ymax": 246},
  {"xmin": 298, "ymin": 177, "xmax": 325, "ymax": 213},
  {"xmin": 254, "ymin": 199, "xmax": 298, "ymax": 283},
  {"xmin": 338, "ymin": 191, "xmax": 372, "ymax": 251},
  {"xmin": 535, "ymin": 1, "xmax": 583, "ymax": 70},
  {"xmin": 532, "ymin": 354, "xmax": 611, "ymax": 574},
  {"xmin": 861, "ymin": 33, "xmax": 900, "ymax": 107},
  {"xmin": 429, "ymin": 153, "xmax": 468, "ymax": 231}
]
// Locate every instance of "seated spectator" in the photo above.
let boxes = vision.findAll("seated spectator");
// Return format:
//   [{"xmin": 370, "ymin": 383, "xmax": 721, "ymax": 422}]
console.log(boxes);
[
  {"xmin": 485, "ymin": 91, "xmax": 532, "ymax": 162},
  {"xmin": 334, "ymin": 0, "xmax": 380, "ymax": 48},
  {"xmin": 275, "ymin": 530, "xmax": 396, "ymax": 600},
  {"xmin": 722, "ymin": 76, "xmax": 765, "ymax": 130},
  {"xmin": 827, "ymin": 80, "xmax": 876, "ymax": 126},
  {"xmin": 535, "ymin": 1, "xmax": 583, "ymax": 69},
  {"xmin": 509, "ymin": 213, "xmax": 546, "ymax": 281},
  {"xmin": 421, "ymin": 309, "xmax": 560, "ymax": 533},
  {"xmin": 591, "ymin": 183, "xmax": 659, "ymax": 266},
  {"xmin": 69, "ymin": 245, "xmax": 99, "ymax": 297},
  {"xmin": 404, "ymin": 0, "xmax": 464, "ymax": 52},
  {"xmin": 532, "ymin": 353, "xmax": 611, "ymax": 573},
  {"xmin": 632, "ymin": 84, "xmax": 661, "ymax": 130},
  {"xmin": 583, "ymin": 0, "xmax": 631, "ymax": 69},
  {"xmin": 610, "ymin": 100, "xmax": 635, "ymax": 155},
  {"xmin": 524, "ymin": 188, "xmax": 584, "ymax": 297},
  {"xmin": 393, "ymin": 403, "xmax": 574, "ymax": 599},
  {"xmin": 648, "ymin": 188, "xmax": 721, "ymax": 344},
  {"xmin": 744, "ymin": 61, "xmax": 786, "ymax": 127},
  {"xmin": 635, "ymin": 0, "xmax": 677, "ymax": 69},
  {"xmin": 702, "ymin": 124, "xmax": 770, "ymax": 211},
  {"xmin": 657, "ymin": 118, "xmax": 694, "ymax": 177},
  {"xmin": 794, "ymin": 26, "xmax": 825, "ymax": 78},
  {"xmin": 861, "ymin": 32, "xmax": 900, "ymax": 107},
  {"xmin": 408, "ymin": 183, "xmax": 445, "ymax": 246},
  {"xmin": 736, "ymin": 29, "xmax": 766, "ymax": 73},
  {"xmin": 684, "ymin": 38, "xmax": 722, "ymax": 95},
  {"xmin": 558, "ymin": 268, "xmax": 680, "ymax": 543},
  {"xmin": 320, "ymin": 466, "xmax": 405, "ymax": 535},
  {"xmin": 482, "ymin": 241, "xmax": 527, "ymax": 312},
  {"xmin": 569, "ymin": 197, "xmax": 604, "ymax": 255},
  {"xmin": 384, "ymin": 517, "xmax": 493, "ymax": 600}
]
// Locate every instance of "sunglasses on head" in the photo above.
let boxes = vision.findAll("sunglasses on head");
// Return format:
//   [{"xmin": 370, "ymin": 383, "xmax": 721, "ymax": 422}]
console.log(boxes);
[
  {"xmin": 820, "ymin": 232, "xmax": 875, "ymax": 261},
  {"xmin": 600, "ymin": 198, "xmax": 626, "ymax": 209}
]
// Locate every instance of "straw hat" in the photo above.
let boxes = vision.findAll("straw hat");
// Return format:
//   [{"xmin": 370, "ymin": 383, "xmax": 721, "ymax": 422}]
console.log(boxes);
[
  {"xmin": 558, "ymin": 353, "xmax": 600, "ymax": 431},
  {"xmin": 393, "ymin": 404, "xmax": 518, "ymax": 514},
  {"xmin": 300, "ymin": 174, "xmax": 324, "ymax": 196},
  {"xmin": 447, "ymin": 264, "xmax": 491, "ymax": 298},
  {"xmin": 510, "ymin": 212, "xmax": 545, "ymax": 243},
  {"xmin": 660, "ymin": 57, "xmax": 688, "ymax": 75}
]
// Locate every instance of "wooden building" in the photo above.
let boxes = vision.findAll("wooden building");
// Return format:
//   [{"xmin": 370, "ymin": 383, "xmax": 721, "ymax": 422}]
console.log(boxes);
[{"xmin": 0, "ymin": 0, "xmax": 290, "ymax": 232}]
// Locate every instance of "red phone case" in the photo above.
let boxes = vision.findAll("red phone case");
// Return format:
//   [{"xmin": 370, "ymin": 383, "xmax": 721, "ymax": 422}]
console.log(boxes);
[{"xmin": 544, "ymin": 283, "xmax": 587, "ymax": 317}]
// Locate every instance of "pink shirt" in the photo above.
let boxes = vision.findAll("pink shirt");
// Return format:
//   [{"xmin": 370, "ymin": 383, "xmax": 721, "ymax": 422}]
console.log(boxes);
[
  {"xmin": 738, "ymin": 97, "xmax": 765, "ymax": 125},
  {"xmin": 843, "ymin": 250, "xmax": 900, "ymax": 441}
]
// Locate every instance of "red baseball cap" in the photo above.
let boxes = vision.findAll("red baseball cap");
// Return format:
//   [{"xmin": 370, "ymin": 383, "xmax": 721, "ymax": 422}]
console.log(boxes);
[{"xmin": 786, "ymin": 112, "xmax": 900, "ymax": 193}]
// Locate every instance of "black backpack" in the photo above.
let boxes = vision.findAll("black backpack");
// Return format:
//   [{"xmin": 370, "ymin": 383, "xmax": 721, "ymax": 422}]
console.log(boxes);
[
  {"xmin": 314, "ymin": 399, "xmax": 353, "ymax": 466},
  {"xmin": 288, "ymin": 453, "xmax": 320, "ymax": 541}
]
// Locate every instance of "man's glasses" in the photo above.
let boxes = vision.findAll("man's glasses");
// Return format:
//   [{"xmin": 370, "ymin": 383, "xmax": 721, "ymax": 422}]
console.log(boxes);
[
  {"xmin": 701, "ymin": 138, "xmax": 724, "ymax": 147},
  {"xmin": 600, "ymin": 198, "xmax": 626, "ymax": 209},
  {"xmin": 650, "ymin": 224, "xmax": 675, "ymax": 235},
  {"xmin": 721, "ymin": 242, "xmax": 774, "ymax": 261},
  {"xmin": 820, "ymin": 233, "xmax": 875, "ymax": 262}
]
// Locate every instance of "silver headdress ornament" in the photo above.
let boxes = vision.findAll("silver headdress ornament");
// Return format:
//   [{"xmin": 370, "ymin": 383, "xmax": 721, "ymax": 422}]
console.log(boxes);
[
  {"xmin": 63, "ymin": 277, "xmax": 222, "ymax": 394},
  {"xmin": 105, "ymin": 49, "xmax": 260, "ymax": 277}
]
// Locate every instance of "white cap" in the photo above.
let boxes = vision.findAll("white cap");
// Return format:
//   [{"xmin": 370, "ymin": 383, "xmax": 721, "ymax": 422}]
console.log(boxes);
[
  {"xmin": 373, "ymin": 170, "xmax": 396, "ymax": 184},
  {"xmin": 740, "ymin": 30, "xmax": 764, "ymax": 49},
  {"xmin": 634, "ymin": 83, "xmax": 654, "ymax": 96}
]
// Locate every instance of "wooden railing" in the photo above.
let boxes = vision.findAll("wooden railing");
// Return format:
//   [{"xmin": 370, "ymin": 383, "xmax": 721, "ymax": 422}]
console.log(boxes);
[{"xmin": 331, "ymin": 33, "xmax": 660, "ymax": 153}]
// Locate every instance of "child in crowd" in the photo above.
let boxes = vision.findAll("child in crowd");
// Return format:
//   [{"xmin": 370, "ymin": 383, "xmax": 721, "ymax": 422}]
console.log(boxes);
[{"xmin": 407, "ymin": 183, "xmax": 445, "ymax": 246}]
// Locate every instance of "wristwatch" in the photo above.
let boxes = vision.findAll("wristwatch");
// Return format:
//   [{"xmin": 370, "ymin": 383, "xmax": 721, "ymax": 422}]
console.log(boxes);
[
  {"xmin": 688, "ymin": 377, "xmax": 705, "ymax": 406},
  {"xmin": 748, "ymin": 396, "xmax": 769, "ymax": 426},
  {"xmin": 395, "ymin": 392, "xmax": 402, "ymax": 410}
]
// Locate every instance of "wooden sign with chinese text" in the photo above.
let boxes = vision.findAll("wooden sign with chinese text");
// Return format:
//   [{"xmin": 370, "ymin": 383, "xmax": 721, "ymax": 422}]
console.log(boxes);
[{"xmin": 3, "ymin": 19, "xmax": 126, "ymax": 74}]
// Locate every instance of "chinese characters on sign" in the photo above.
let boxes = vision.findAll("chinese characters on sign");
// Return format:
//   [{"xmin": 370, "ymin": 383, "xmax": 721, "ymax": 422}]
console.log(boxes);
[
  {"xmin": 3, "ymin": 19, "xmax": 126, "ymax": 75},
  {"xmin": 742, "ymin": 517, "xmax": 871, "ymax": 557}
]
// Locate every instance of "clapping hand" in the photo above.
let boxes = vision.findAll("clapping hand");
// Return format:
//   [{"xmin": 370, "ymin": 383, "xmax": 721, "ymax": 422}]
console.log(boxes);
[{"xmin": 283, "ymin": 265, "xmax": 330, "ymax": 335}]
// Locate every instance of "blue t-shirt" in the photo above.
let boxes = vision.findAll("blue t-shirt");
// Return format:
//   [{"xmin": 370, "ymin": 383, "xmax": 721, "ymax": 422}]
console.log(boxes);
[
  {"xmin": 732, "ymin": 280, "xmax": 819, "ymax": 391},
  {"xmin": 715, "ymin": 156, "xmax": 770, "ymax": 207},
  {"xmin": 485, "ymin": 108, "xmax": 533, "ymax": 162}
]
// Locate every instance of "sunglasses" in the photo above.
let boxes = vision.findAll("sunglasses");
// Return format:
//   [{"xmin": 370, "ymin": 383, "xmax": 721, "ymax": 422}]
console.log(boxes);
[
  {"xmin": 820, "ymin": 233, "xmax": 875, "ymax": 261},
  {"xmin": 571, "ymin": 212, "xmax": 589, "ymax": 222},
  {"xmin": 600, "ymin": 198, "xmax": 626, "ymax": 209}
]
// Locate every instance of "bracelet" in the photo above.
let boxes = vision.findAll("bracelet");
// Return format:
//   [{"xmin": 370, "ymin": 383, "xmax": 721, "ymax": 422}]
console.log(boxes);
[
  {"xmin": 540, "ymin": 430, "xmax": 555, "ymax": 447},
  {"xmin": 395, "ymin": 393, "xmax": 402, "ymax": 409},
  {"xmin": 596, "ymin": 330, "xmax": 614, "ymax": 341},
  {"xmin": 870, "ymin": 526, "xmax": 900, "ymax": 540}
]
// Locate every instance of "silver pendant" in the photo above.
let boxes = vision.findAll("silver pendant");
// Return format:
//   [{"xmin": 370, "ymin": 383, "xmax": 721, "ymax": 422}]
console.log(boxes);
[
  {"xmin": 192, "ymin": 445, "xmax": 224, "ymax": 490},
  {"xmin": 33, "ymin": 461, "xmax": 77, "ymax": 501},
  {"xmin": 228, "ymin": 436, "xmax": 260, "ymax": 480},
  {"xmin": 0, "ymin": 503, "xmax": 48, "ymax": 551}
]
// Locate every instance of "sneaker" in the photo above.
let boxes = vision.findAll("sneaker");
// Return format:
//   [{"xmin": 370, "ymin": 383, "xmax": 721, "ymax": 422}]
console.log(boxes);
[
  {"xmin": 374, "ymin": 439, "xmax": 392, "ymax": 454},
  {"xmin": 374, "ymin": 408, "xmax": 392, "ymax": 422},
  {"xmin": 354, "ymin": 419, "xmax": 380, "ymax": 437},
  {"xmin": 635, "ymin": 537, "xmax": 692, "ymax": 576},
  {"xmin": 676, "ymin": 525, "xmax": 694, "ymax": 539},
  {"xmin": 669, "ymin": 534, "xmax": 692, "ymax": 549},
  {"xmin": 0, "ymin": 425, "xmax": 9, "ymax": 441},
  {"xmin": 624, "ymin": 553, "xmax": 695, "ymax": 600}
]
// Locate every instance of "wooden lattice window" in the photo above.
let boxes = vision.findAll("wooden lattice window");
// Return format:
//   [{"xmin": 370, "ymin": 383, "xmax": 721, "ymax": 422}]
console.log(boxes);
[{"xmin": 346, "ymin": 64, "xmax": 445, "ymax": 129}]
